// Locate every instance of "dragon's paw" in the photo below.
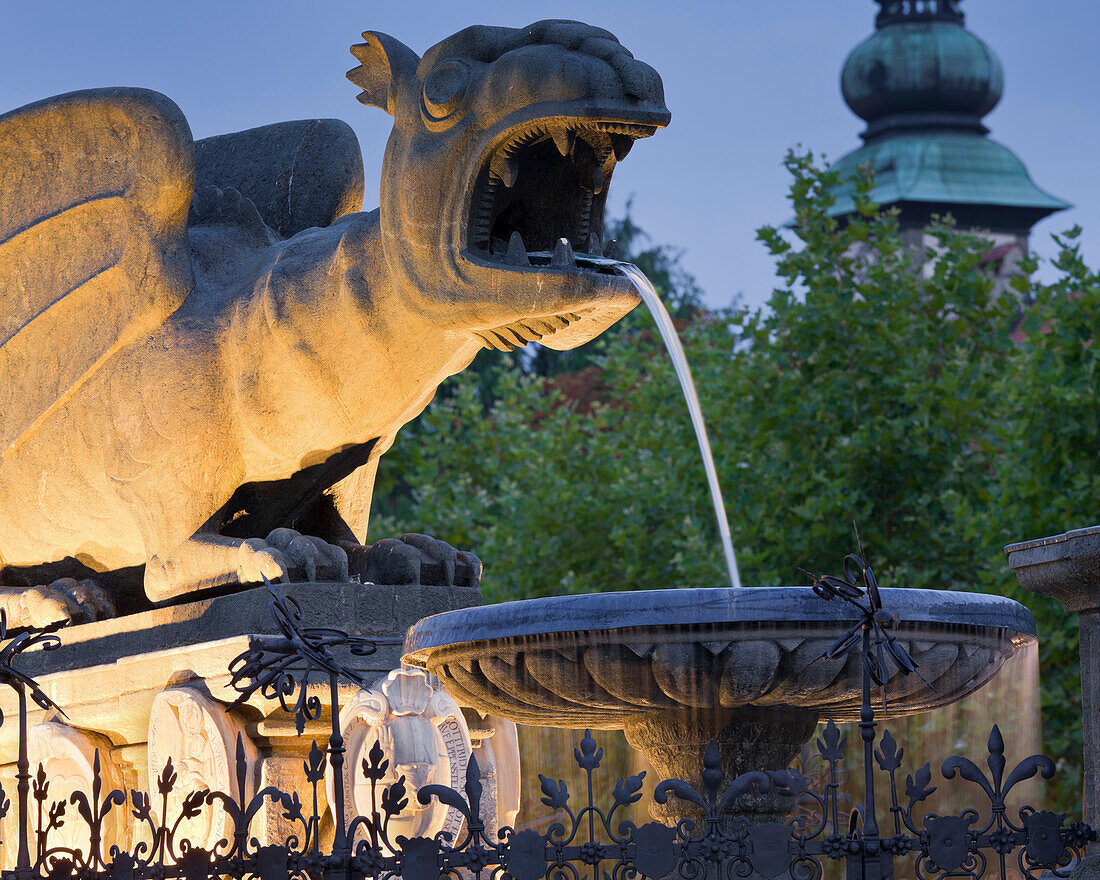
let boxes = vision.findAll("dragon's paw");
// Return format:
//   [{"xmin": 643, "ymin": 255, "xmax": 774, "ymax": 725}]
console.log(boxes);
[
  {"xmin": 347, "ymin": 533, "xmax": 482, "ymax": 588},
  {"xmin": 238, "ymin": 529, "xmax": 350, "ymax": 585},
  {"xmin": 0, "ymin": 578, "xmax": 116, "ymax": 628}
]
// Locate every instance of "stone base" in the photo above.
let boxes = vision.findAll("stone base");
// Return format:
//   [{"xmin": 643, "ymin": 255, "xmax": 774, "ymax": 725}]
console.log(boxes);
[
  {"xmin": 0, "ymin": 580, "xmax": 480, "ymax": 746},
  {"xmin": 0, "ymin": 581, "xmax": 488, "ymax": 863},
  {"xmin": 1041, "ymin": 853, "xmax": 1100, "ymax": 880}
]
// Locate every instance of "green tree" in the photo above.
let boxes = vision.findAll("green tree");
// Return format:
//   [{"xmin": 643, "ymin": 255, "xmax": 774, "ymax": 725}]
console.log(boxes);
[
  {"xmin": 990, "ymin": 227, "xmax": 1100, "ymax": 804},
  {"xmin": 731, "ymin": 151, "xmax": 1017, "ymax": 586},
  {"xmin": 375, "ymin": 150, "xmax": 1019, "ymax": 592}
]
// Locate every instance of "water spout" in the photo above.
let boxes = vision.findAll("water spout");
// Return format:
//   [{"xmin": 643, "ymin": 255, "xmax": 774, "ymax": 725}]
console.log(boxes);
[{"xmin": 614, "ymin": 262, "xmax": 741, "ymax": 589}]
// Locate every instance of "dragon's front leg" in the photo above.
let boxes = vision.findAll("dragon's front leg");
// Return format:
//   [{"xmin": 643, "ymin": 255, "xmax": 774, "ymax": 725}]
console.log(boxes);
[{"xmin": 144, "ymin": 529, "xmax": 349, "ymax": 602}]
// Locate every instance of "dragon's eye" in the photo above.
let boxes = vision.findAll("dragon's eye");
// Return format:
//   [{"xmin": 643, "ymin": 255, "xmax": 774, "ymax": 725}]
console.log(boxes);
[{"xmin": 422, "ymin": 60, "xmax": 470, "ymax": 122}]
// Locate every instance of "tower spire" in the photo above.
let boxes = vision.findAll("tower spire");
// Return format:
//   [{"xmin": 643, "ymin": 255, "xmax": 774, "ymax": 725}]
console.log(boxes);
[
  {"xmin": 826, "ymin": 0, "xmax": 1068, "ymax": 241},
  {"xmin": 874, "ymin": 0, "xmax": 963, "ymax": 28}
]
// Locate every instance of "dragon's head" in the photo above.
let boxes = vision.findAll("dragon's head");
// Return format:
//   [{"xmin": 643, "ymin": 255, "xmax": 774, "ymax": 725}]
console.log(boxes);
[{"xmin": 349, "ymin": 20, "xmax": 670, "ymax": 351}]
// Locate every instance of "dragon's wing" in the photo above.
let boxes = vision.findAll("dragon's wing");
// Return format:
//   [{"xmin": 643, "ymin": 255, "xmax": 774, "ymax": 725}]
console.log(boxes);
[
  {"xmin": 192, "ymin": 119, "xmax": 364, "ymax": 238},
  {"xmin": 0, "ymin": 87, "xmax": 194, "ymax": 456}
]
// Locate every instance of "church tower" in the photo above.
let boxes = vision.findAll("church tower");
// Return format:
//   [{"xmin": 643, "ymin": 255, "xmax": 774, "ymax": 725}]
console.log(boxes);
[{"xmin": 831, "ymin": 0, "xmax": 1068, "ymax": 278}]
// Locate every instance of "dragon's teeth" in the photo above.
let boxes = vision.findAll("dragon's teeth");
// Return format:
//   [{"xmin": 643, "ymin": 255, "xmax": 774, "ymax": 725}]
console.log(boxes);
[
  {"xmin": 490, "ymin": 152, "xmax": 518, "ymax": 188},
  {"xmin": 551, "ymin": 237, "xmax": 576, "ymax": 268},
  {"xmin": 506, "ymin": 231, "xmax": 531, "ymax": 266},
  {"xmin": 585, "ymin": 164, "xmax": 604, "ymax": 194},
  {"xmin": 552, "ymin": 128, "xmax": 576, "ymax": 157},
  {"xmin": 611, "ymin": 134, "xmax": 633, "ymax": 162}
]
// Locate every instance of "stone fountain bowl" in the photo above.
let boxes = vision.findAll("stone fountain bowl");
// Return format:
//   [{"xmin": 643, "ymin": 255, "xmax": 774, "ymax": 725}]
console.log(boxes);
[{"xmin": 402, "ymin": 587, "xmax": 1036, "ymax": 727}]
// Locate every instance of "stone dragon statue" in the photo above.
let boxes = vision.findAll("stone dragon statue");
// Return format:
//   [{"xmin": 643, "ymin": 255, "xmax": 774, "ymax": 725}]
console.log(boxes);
[{"xmin": 0, "ymin": 20, "xmax": 669, "ymax": 624}]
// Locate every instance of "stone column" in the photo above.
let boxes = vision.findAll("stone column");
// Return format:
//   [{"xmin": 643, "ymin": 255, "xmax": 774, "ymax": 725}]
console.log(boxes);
[
  {"xmin": 1006, "ymin": 524, "xmax": 1100, "ymax": 832},
  {"xmin": 464, "ymin": 711, "xmax": 521, "ymax": 838},
  {"xmin": 251, "ymin": 718, "xmax": 323, "ymax": 849}
]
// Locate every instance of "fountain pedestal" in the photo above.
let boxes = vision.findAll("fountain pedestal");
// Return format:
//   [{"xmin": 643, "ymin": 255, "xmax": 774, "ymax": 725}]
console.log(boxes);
[
  {"xmin": 625, "ymin": 706, "xmax": 819, "ymax": 825},
  {"xmin": 0, "ymin": 581, "xmax": 511, "ymax": 864}
]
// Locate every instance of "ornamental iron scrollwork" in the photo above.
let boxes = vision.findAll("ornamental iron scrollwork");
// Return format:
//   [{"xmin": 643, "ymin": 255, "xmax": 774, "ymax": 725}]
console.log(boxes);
[{"xmin": 0, "ymin": 558, "xmax": 1090, "ymax": 880}]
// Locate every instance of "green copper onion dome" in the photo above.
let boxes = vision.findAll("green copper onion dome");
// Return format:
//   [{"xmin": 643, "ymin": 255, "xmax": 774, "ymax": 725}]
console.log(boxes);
[
  {"xmin": 843, "ymin": 0, "xmax": 1002, "ymax": 134},
  {"xmin": 828, "ymin": 0, "xmax": 1068, "ymax": 230}
]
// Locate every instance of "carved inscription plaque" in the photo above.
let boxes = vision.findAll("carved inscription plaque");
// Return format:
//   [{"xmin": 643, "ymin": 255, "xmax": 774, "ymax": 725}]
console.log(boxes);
[{"xmin": 328, "ymin": 668, "xmax": 472, "ymax": 850}]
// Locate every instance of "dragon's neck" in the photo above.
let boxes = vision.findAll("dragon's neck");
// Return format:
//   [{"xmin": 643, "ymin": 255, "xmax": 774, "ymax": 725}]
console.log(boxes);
[{"xmin": 222, "ymin": 211, "xmax": 478, "ymax": 481}]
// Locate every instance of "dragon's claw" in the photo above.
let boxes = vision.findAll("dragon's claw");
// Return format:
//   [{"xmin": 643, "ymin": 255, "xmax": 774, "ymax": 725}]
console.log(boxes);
[
  {"xmin": 237, "ymin": 529, "xmax": 349, "ymax": 585},
  {"xmin": 0, "ymin": 579, "xmax": 114, "ymax": 628},
  {"xmin": 347, "ymin": 534, "xmax": 481, "ymax": 588}
]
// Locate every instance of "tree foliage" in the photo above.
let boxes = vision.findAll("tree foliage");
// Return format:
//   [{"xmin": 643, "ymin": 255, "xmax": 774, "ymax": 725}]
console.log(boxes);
[
  {"xmin": 994, "ymin": 227, "xmax": 1100, "ymax": 798},
  {"xmin": 370, "ymin": 150, "xmax": 1098, "ymax": 812}
]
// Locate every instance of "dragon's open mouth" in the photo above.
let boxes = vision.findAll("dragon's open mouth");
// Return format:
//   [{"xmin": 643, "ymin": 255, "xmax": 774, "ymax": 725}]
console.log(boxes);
[{"xmin": 466, "ymin": 118, "xmax": 657, "ymax": 269}]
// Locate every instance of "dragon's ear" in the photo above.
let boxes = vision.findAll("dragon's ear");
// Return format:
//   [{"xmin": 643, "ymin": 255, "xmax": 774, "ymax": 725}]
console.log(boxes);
[{"xmin": 348, "ymin": 32, "xmax": 421, "ymax": 116}]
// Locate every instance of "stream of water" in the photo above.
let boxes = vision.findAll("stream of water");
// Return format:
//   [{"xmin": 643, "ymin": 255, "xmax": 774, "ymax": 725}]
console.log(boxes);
[{"xmin": 614, "ymin": 263, "xmax": 742, "ymax": 589}]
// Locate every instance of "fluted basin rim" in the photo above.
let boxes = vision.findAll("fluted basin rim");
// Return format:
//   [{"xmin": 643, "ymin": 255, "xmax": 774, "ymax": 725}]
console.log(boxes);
[{"xmin": 403, "ymin": 586, "xmax": 1036, "ymax": 661}]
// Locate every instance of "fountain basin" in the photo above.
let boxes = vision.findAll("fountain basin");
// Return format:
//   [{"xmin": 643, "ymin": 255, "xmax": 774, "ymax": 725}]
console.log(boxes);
[
  {"xmin": 403, "ymin": 587, "xmax": 1036, "ymax": 726},
  {"xmin": 405, "ymin": 587, "xmax": 1034, "ymax": 825}
]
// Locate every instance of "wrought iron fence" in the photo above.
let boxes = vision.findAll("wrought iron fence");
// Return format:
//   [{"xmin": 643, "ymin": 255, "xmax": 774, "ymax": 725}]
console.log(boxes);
[{"xmin": 0, "ymin": 553, "xmax": 1090, "ymax": 880}]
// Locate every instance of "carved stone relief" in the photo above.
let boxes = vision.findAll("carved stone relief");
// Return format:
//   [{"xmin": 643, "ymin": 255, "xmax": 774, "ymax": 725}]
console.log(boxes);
[
  {"xmin": 147, "ymin": 688, "xmax": 257, "ymax": 851},
  {"xmin": 23, "ymin": 723, "xmax": 130, "ymax": 859},
  {"xmin": 328, "ymin": 668, "xmax": 471, "ymax": 850}
]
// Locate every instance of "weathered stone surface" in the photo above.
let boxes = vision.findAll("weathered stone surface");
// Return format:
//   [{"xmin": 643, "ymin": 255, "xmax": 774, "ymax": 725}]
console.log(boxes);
[
  {"xmin": 28, "ymin": 723, "xmax": 132, "ymax": 855},
  {"xmin": 0, "ymin": 20, "xmax": 669, "ymax": 618},
  {"xmin": 406, "ymin": 587, "xmax": 1036, "ymax": 725},
  {"xmin": 625, "ymin": 707, "xmax": 818, "ymax": 825},
  {"xmin": 464, "ymin": 710, "xmax": 521, "ymax": 837},
  {"xmin": 1053, "ymin": 854, "xmax": 1100, "ymax": 880},
  {"xmin": 407, "ymin": 585, "xmax": 1036, "ymax": 825},
  {"xmin": 193, "ymin": 119, "xmax": 365, "ymax": 240},
  {"xmin": 147, "ymin": 687, "xmax": 257, "ymax": 851},
  {"xmin": 0, "ymin": 579, "xmax": 488, "ymax": 862},
  {"xmin": 1006, "ymin": 525, "xmax": 1100, "ymax": 613}
]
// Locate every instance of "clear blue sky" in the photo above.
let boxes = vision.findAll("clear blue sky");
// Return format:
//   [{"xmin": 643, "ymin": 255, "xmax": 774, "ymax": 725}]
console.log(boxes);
[{"xmin": 2, "ymin": 0, "xmax": 1096, "ymax": 309}]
